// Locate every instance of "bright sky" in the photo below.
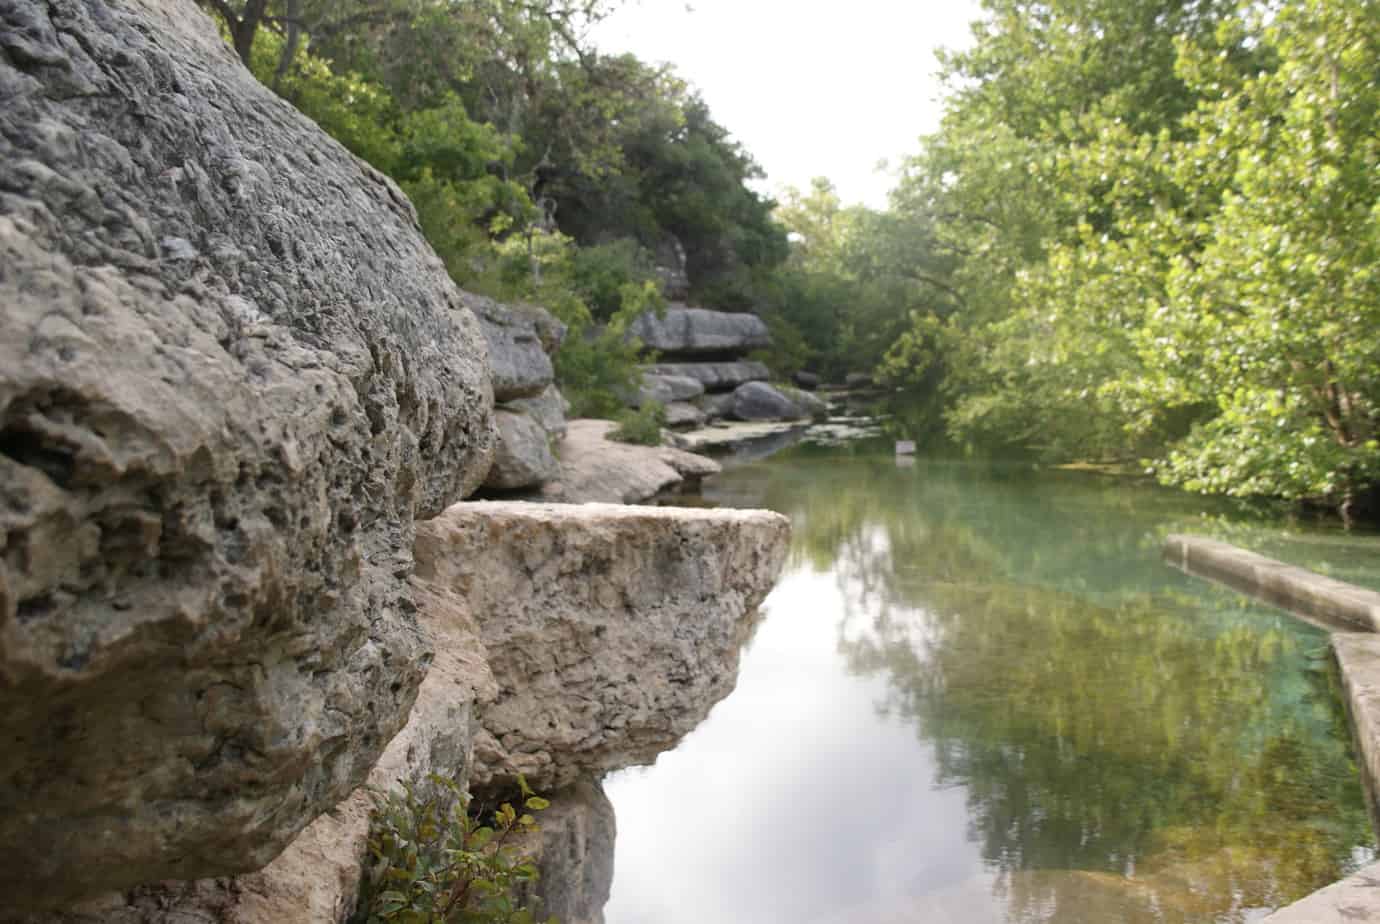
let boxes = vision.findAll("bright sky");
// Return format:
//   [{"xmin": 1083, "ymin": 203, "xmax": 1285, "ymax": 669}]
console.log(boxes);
[{"xmin": 592, "ymin": 0, "xmax": 983, "ymax": 209}]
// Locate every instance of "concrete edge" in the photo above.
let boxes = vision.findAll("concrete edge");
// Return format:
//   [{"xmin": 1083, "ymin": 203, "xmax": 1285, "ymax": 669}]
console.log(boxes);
[
  {"xmin": 1164, "ymin": 534, "xmax": 1380, "ymax": 632},
  {"xmin": 1164, "ymin": 536, "xmax": 1380, "ymax": 922}
]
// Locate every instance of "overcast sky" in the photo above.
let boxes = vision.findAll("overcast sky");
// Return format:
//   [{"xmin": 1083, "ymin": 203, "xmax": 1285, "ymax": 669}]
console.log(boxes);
[{"xmin": 591, "ymin": 0, "xmax": 983, "ymax": 208}]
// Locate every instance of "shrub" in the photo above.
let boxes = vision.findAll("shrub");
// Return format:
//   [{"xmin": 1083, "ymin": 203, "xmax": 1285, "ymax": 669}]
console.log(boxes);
[
  {"xmin": 610, "ymin": 402, "xmax": 666, "ymax": 446},
  {"xmin": 355, "ymin": 774, "xmax": 555, "ymax": 924}
]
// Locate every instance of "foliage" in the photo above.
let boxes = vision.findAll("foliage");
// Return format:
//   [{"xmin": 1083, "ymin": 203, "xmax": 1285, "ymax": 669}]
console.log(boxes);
[
  {"xmin": 609, "ymin": 401, "xmax": 667, "ymax": 446},
  {"xmin": 356, "ymin": 774, "xmax": 555, "ymax": 924},
  {"xmin": 876, "ymin": 0, "xmax": 1380, "ymax": 516}
]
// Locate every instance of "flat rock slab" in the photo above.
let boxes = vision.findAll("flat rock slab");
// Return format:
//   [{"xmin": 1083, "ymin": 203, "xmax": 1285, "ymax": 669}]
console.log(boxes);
[
  {"xmin": 1164, "ymin": 535, "xmax": 1380, "ymax": 631},
  {"xmin": 416, "ymin": 501, "xmax": 791, "ymax": 791},
  {"xmin": 548, "ymin": 419, "xmax": 720, "ymax": 504},
  {"xmin": 628, "ymin": 305, "xmax": 770, "ymax": 356},
  {"xmin": 644, "ymin": 361, "xmax": 770, "ymax": 392},
  {"xmin": 1260, "ymin": 859, "xmax": 1380, "ymax": 922}
]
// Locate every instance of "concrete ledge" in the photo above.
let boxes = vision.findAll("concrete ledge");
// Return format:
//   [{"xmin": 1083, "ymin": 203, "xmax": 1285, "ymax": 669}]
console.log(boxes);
[{"xmin": 1164, "ymin": 534, "xmax": 1380, "ymax": 632}]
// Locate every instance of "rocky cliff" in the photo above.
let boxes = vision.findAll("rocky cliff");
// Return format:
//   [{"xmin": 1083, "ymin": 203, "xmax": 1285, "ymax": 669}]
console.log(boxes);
[
  {"xmin": 0, "ymin": 1, "xmax": 791, "ymax": 919},
  {"xmin": 0, "ymin": 0, "xmax": 495, "ymax": 909}
]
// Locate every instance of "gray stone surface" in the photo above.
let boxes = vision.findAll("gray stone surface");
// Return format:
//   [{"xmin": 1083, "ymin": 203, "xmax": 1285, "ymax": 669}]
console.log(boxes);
[
  {"xmin": 546, "ymin": 419, "xmax": 721, "ymax": 505},
  {"xmin": 507, "ymin": 384, "xmax": 568, "ymax": 442},
  {"xmin": 732, "ymin": 381, "xmax": 806, "ymax": 422},
  {"xmin": 467, "ymin": 293, "xmax": 555, "ymax": 402},
  {"xmin": 0, "ymin": 0, "xmax": 495, "ymax": 910},
  {"xmin": 695, "ymin": 391, "xmax": 737, "ymax": 421},
  {"xmin": 664, "ymin": 401, "xmax": 708, "ymax": 430},
  {"xmin": 485, "ymin": 409, "xmax": 560, "ymax": 492},
  {"xmin": 645, "ymin": 360, "xmax": 770, "ymax": 392},
  {"xmin": 520, "ymin": 778, "xmax": 617, "ymax": 924},
  {"xmin": 511, "ymin": 302, "xmax": 568, "ymax": 355},
  {"xmin": 653, "ymin": 234, "xmax": 690, "ymax": 301},
  {"xmin": 634, "ymin": 372, "xmax": 706, "ymax": 407},
  {"xmin": 629, "ymin": 305, "xmax": 771, "ymax": 357},
  {"xmin": 793, "ymin": 371, "xmax": 821, "ymax": 390},
  {"xmin": 779, "ymin": 385, "xmax": 829, "ymax": 420},
  {"xmin": 415, "ymin": 501, "xmax": 791, "ymax": 791},
  {"xmin": 1164, "ymin": 535, "xmax": 1380, "ymax": 631},
  {"xmin": 1259, "ymin": 858, "xmax": 1380, "ymax": 922}
]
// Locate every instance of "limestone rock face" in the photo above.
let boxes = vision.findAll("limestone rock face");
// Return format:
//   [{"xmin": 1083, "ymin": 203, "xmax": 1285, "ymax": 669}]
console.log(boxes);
[
  {"xmin": 634, "ymin": 372, "xmax": 706, "ymax": 407},
  {"xmin": 507, "ymin": 384, "xmax": 568, "ymax": 442},
  {"xmin": 664, "ymin": 401, "xmax": 708, "ymax": 430},
  {"xmin": 414, "ymin": 501, "xmax": 790, "ymax": 791},
  {"xmin": 0, "ymin": 0, "xmax": 494, "ymax": 909},
  {"xmin": 523, "ymin": 779, "xmax": 617, "ymax": 924},
  {"xmin": 629, "ymin": 305, "xmax": 771, "ymax": 357},
  {"xmin": 467, "ymin": 293, "xmax": 556, "ymax": 402},
  {"xmin": 485, "ymin": 410, "xmax": 560, "ymax": 492},
  {"xmin": 549, "ymin": 419, "xmax": 720, "ymax": 504},
  {"xmin": 644, "ymin": 360, "xmax": 770, "ymax": 392},
  {"xmin": 732, "ymin": 381, "xmax": 806, "ymax": 421}
]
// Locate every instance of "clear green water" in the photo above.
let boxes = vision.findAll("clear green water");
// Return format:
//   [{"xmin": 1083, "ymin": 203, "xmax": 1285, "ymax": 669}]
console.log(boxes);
[{"xmin": 605, "ymin": 443, "xmax": 1380, "ymax": 924}]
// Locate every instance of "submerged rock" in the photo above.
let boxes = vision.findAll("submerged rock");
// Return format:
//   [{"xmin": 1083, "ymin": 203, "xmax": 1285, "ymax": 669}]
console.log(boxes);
[
  {"xmin": 415, "ymin": 501, "xmax": 791, "ymax": 791},
  {"xmin": 0, "ymin": 0, "xmax": 494, "ymax": 909}
]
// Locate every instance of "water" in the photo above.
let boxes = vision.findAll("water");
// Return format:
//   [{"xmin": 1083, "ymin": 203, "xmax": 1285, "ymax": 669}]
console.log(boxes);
[{"xmin": 604, "ymin": 444, "xmax": 1380, "ymax": 924}]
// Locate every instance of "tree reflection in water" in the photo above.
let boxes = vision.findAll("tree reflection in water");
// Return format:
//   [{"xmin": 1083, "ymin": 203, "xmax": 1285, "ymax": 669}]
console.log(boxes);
[{"xmin": 708, "ymin": 446, "xmax": 1376, "ymax": 923}]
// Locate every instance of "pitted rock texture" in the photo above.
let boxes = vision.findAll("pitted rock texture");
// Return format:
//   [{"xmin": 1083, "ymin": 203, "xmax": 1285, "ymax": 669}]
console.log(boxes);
[
  {"xmin": 0, "ymin": 0, "xmax": 494, "ymax": 910},
  {"xmin": 14, "ymin": 579, "xmax": 497, "ymax": 924},
  {"xmin": 628, "ymin": 305, "xmax": 771, "ymax": 357},
  {"xmin": 414, "ymin": 501, "xmax": 790, "ymax": 791}
]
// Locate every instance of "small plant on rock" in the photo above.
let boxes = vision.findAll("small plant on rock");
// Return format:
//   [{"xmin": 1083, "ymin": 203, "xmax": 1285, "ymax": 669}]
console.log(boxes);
[
  {"xmin": 610, "ymin": 401, "xmax": 667, "ymax": 446},
  {"xmin": 355, "ymin": 774, "xmax": 555, "ymax": 924}
]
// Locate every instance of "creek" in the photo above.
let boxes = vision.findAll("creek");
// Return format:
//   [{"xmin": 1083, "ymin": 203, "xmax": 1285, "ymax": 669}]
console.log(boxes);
[{"xmin": 603, "ymin": 440, "xmax": 1380, "ymax": 923}]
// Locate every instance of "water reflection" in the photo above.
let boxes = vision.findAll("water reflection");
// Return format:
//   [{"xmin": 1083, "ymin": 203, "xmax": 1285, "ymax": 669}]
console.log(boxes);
[{"xmin": 605, "ymin": 448, "xmax": 1376, "ymax": 924}]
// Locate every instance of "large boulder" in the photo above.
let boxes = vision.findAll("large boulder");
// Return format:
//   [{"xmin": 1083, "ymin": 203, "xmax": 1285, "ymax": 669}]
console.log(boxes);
[
  {"xmin": 632, "ymin": 372, "xmax": 706, "ymax": 407},
  {"xmin": 628, "ymin": 306, "xmax": 771, "ymax": 357},
  {"xmin": 548, "ymin": 419, "xmax": 721, "ymax": 504},
  {"xmin": 414, "ymin": 502, "xmax": 791, "ymax": 791},
  {"xmin": 732, "ymin": 381, "xmax": 806, "ymax": 422},
  {"xmin": 484, "ymin": 410, "xmax": 560, "ymax": 492},
  {"xmin": 467, "ymin": 293, "xmax": 556, "ymax": 402},
  {"xmin": 664, "ymin": 401, "xmax": 708, "ymax": 430},
  {"xmin": 643, "ymin": 360, "xmax": 770, "ymax": 392},
  {"xmin": 506, "ymin": 384, "xmax": 568, "ymax": 442},
  {"xmin": 0, "ymin": 0, "xmax": 494, "ymax": 910}
]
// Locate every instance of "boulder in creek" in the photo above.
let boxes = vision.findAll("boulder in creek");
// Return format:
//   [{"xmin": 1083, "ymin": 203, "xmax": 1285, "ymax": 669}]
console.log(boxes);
[
  {"xmin": 414, "ymin": 501, "xmax": 791, "ymax": 791},
  {"xmin": 793, "ymin": 370, "xmax": 821, "ymax": 391},
  {"xmin": 484, "ymin": 409, "xmax": 560, "ymax": 492},
  {"xmin": 627, "ymin": 305, "xmax": 771, "ymax": 357},
  {"xmin": 643, "ymin": 360, "xmax": 770, "ymax": 392},
  {"xmin": 732, "ymin": 381, "xmax": 807, "ymax": 422},
  {"xmin": 695, "ymin": 391, "xmax": 737, "ymax": 421},
  {"xmin": 0, "ymin": 0, "xmax": 494, "ymax": 910}
]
